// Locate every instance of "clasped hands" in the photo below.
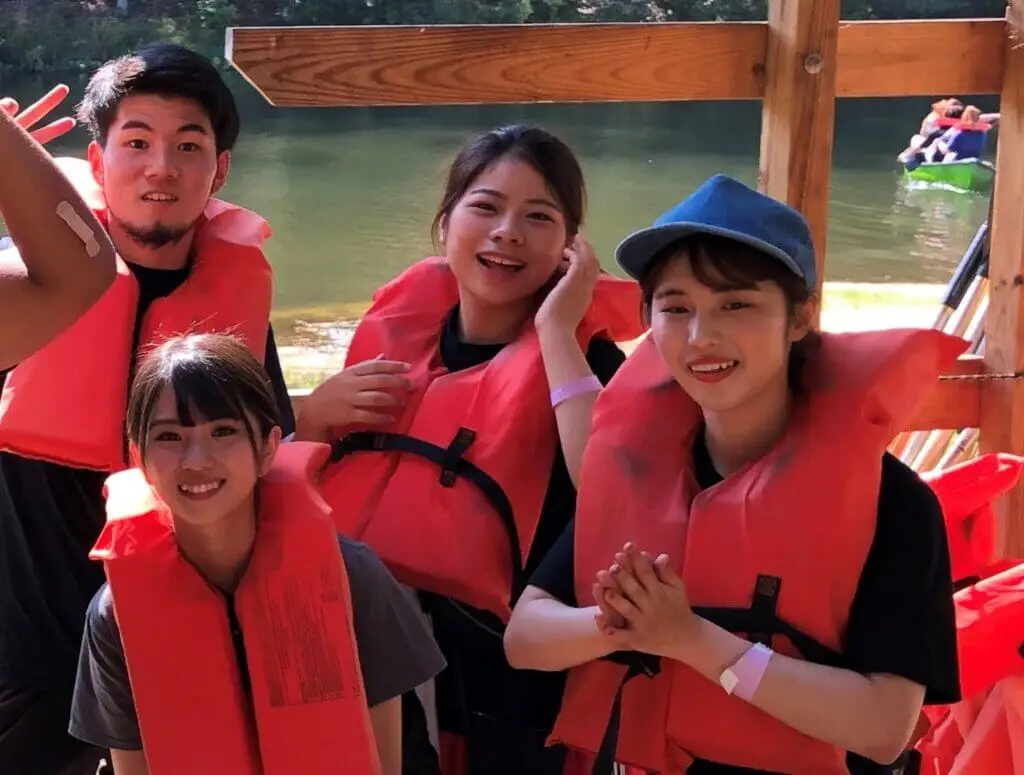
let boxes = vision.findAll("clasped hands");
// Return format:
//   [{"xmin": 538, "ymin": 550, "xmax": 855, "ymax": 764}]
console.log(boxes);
[{"xmin": 590, "ymin": 542, "xmax": 701, "ymax": 660}]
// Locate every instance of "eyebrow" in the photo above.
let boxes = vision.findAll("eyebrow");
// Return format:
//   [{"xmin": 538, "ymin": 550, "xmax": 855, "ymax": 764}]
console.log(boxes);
[
  {"xmin": 119, "ymin": 120, "xmax": 209, "ymax": 135},
  {"xmin": 148, "ymin": 417, "xmax": 181, "ymax": 428},
  {"xmin": 653, "ymin": 287, "xmax": 687, "ymax": 300},
  {"xmin": 469, "ymin": 188, "xmax": 561, "ymax": 210}
]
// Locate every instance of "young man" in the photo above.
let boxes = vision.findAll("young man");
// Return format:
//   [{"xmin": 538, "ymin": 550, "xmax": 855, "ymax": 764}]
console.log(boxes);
[
  {"xmin": 0, "ymin": 85, "xmax": 116, "ymax": 370},
  {"xmin": 0, "ymin": 43, "xmax": 296, "ymax": 774}
]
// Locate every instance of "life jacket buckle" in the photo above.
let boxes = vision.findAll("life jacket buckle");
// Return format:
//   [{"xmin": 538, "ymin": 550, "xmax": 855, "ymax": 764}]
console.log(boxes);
[{"xmin": 439, "ymin": 427, "xmax": 477, "ymax": 488}]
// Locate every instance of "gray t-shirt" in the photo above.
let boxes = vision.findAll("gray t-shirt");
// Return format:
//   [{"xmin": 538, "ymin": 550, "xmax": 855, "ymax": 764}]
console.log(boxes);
[{"xmin": 68, "ymin": 536, "xmax": 446, "ymax": 751}]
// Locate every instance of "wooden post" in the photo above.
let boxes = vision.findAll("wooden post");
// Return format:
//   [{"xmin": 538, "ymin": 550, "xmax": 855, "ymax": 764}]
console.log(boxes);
[
  {"xmin": 980, "ymin": 18, "xmax": 1024, "ymax": 557},
  {"xmin": 757, "ymin": 0, "xmax": 841, "ymax": 298}
]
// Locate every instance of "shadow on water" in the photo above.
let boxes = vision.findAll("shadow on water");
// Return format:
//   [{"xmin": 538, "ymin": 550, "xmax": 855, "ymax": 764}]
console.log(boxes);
[{"xmin": 1, "ymin": 71, "xmax": 996, "ymax": 345}]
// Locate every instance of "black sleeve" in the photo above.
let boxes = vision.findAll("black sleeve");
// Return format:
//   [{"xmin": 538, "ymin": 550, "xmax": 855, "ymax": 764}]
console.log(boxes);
[
  {"xmin": 264, "ymin": 326, "xmax": 296, "ymax": 437},
  {"xmin": 68, "ymin": 585, "xmax": 143, "ymax": 751},
  {"xmin": 586, "ymin": 336, "xmax": 627, "ymax": 386},
  {"xmin": 340, "ymin": 538, "xmax": 447, "ymax": 707},
  {"xmin": 527, "ymin": 518, "xmax": 577, "ymax": 606},
  {"xmin": 843, "ymin": 453, "xmax": 961, "ymax": 705}
]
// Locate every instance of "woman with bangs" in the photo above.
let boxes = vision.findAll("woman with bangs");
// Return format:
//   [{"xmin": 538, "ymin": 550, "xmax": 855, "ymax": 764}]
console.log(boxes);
[
  {"xmin": 68, "ymin": 333, "xmax": 445, "ymax": 775},
  {"xmin": 504, "ymin": 175, "xmax": 961, "ymax": 775}
]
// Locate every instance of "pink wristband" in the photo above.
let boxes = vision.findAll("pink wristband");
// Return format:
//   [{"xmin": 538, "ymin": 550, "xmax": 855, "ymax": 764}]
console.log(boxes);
[
  {"xmin": 719, "ymin": 642, "xmax": 773, "ymax": 702},
  {"xmin": 550, "ymin": 375, "xmax": 602, "ymax": 408}
]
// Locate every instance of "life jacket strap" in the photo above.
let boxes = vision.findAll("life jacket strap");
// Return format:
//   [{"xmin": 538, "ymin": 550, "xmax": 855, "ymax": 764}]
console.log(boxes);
[{"xmin": 329, "ymin": 430, "xmax": 525, "ymax": 596}]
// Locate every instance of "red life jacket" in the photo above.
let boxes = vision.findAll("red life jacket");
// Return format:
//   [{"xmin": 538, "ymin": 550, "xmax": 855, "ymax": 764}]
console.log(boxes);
[
  {"xmin": 949, "ymin": 561, "xmax": 1024, "ymax": 699},
  {"xmin": 318, "ymin": 256, "xmax": 644, "ymax": 622},
  {"xmin": 922, "ymin": 453, "xmax": 1024, "ymax": 588},
  {"xmin": 0, "ymin": 156, "xmax": 273, "ymax": 472},
  {"xmin": 916, "ymin": 677, "xmax": 1024, "ymax": 775},
  {"xmin": 90, "ymin": 441, "xmax": 381, "ymax": 775},
  {"xmin": 548, "ymin": 328, "xmax": 967, "ymax": 774}
]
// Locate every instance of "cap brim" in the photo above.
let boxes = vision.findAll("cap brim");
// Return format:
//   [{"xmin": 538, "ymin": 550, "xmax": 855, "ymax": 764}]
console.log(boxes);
[{"xmin": 614, "ymin": 222, "xmax": 809, "ymax": 284}]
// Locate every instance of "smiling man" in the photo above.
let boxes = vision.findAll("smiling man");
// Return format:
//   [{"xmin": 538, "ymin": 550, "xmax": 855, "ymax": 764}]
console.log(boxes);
[{"xmin": 0, "ymin": 43, "xmax": 295, "ymax": 774}]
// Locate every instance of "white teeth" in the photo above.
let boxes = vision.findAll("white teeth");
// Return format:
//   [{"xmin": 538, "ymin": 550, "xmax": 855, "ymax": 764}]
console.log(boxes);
[
  {"xmin": 142, "ymin": 194, "xmax": 175, "ymax": 202},
  {"xmin": 178, "ymin": 481, "xmax": 222, "ymax": 495},
  {"xmin": 690, "ymin": 361, "xmax": 737, "ymax": 373},
  {"xmin": 478, "ymin": 254, "xmax": 524, "ymax": 270}
]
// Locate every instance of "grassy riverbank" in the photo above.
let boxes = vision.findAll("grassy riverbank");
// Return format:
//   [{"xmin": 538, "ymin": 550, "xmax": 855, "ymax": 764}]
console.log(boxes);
[{"xmin": 278, "ymin": 282, "xmax": 946, "ymax": 390}]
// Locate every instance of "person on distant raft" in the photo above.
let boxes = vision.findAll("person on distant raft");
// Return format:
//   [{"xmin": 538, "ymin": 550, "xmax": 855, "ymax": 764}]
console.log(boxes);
[
  {"xmin": 897, "ymin": 97, "xmax": 961, "ymax": 164},
  {"xmin": 503, "ymin": 175, "xmax": 962, "ymax": 775},
  {"xmin": 293, "ymin": 124, "xmax": 646, "ymax": 775},
  {"xmin": 68, "ymin": 333, "xmax": 445, "ymax": 775},
  {"xmin": 0, "ymin": 85, "xmax": 116, "ymax": 370},
  {"xmin": 0, "ymin": 43, "xmax": 295, "ymax": 775},
  {"xmin": 924, "ymin": 105, "xmax": 992, "ymax": 164}
]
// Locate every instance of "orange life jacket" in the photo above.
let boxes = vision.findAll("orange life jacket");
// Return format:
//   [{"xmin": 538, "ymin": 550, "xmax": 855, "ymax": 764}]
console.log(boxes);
[
  {"xmin": 952, "ymin": 120, "xmax": 993, "ymax": 133},
  {"xmin": 318, "ymin": 256, "xmax": 644, "ymax": 622},
  {"xmin": 0, "ymin": 156, "xmax": 273, "ymax": 472},
  {"xmin": 89, "ymin": 441, "xmax": 381, "ymax": 775},
  {"xmin": 916, "ymin": 677, "xmax": 1024, "ymax": 775},
  {"xmin": 922, "ymin": 453, "xmax": 1024, "ymax": 588},
  {"xmin": 950, "ymin": 561, "xmax": 1024, "ymax": 699},
  {"xmin": 548, "ymin": 328, "xmax": 968, "ymax": 774}
]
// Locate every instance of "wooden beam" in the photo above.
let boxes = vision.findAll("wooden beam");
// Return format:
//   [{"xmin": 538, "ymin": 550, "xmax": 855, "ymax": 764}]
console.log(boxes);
[
  {"xmin": 285, "ymin": 354, "xmax": 983, "ymax": 431},
  {"xmin": 225, "ymin": 19, "xmax": 1004, "ymax": 108},
  {"xmin": 905, "ymin": 355, "xmax": 983, "ymax": 432},
  {"xmin": 757, "ymin": 0, "xmax": 840, "ymax": 302},
  {"xmin": 980, "ymin": 18, "xmax": 1024, "ymax": 558}
]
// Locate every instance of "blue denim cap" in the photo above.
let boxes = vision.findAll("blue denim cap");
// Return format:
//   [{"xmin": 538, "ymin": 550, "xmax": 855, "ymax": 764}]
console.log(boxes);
[{"xmin": 614, "ymin": 174, "xmax": 817, "ymax": 291}]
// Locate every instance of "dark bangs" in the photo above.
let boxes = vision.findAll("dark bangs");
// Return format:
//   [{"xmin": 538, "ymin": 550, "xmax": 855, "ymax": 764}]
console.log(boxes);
[
  {"xmin": 126, "ymin": 334, "xmax": 280, "ymax": 461},
  {"xmin": 641, "ymin": 233, "xmax": 811, "ymax": 308}
]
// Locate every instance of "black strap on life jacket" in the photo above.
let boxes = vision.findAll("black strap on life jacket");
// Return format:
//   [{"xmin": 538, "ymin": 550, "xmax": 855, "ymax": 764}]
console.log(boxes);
[
  {"xmin": 329, "ymin": 429, "xmax": 526, "ymax": 598},
  {"xmin": 590, "ymin": 574, "xmax": 921, "ymax": 775}
]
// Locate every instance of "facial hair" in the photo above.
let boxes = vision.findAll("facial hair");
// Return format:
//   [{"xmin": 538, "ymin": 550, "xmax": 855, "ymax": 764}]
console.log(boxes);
[{"xmin": 120, "ymin": 220, "xmax": 193, "ymax": 249}]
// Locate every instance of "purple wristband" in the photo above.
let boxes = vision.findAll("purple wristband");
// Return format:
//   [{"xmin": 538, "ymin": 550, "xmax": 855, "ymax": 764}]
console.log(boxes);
[
  {"xmin": 720, "ymin": 643, "xmax": 773, "ymax": 702},
  {"xmin": 550, "ymin": 375, "xmax": 602, "ymax": 408}
]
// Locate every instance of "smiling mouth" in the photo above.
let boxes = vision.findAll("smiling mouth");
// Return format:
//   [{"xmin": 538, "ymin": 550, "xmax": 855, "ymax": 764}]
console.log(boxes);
[
  {"xmin": 141, "ymin": 193, "xmax": 177, "ymax": 203},
  {"xmin": 177, "ymin": 480, "xmax": 224, "ymax": 499},
  {"xmin": 477, "ymin": 253, "xmax": 525, "ymax": 273},
  {"xmin": 687, "ymin": 360, "xmax": 740, "ymax": 382}
]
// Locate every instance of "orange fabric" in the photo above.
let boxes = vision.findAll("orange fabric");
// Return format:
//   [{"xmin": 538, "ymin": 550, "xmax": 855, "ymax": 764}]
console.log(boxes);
[
  {"xmin": 950, "ymin": 562, "xmax": 1024, "ymax": 699},
  {"xmin": 89, "ymin": 442, "xmax": 381, "ymax": 775},
  {"xmin": 0, "ymin": 156, "xmax": 273, "ymax": 472},
  {"xmin": 923, "ymin": 454, "xmax": 1024, "ymax": 586},
  {"xmin": 319, "ymin": 256, "xmax": 644, "ymax": 621},
  {"xmin": 917, "ymin": 678, "xmax": 1024, "ymax": 775},
  {"xmin": 549, "ymin": 328, "xmax": 968, "ymax": 774}
]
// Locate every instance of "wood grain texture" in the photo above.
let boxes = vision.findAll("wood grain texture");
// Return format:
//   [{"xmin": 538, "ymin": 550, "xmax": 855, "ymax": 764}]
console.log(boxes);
[
  {"xmin": 904, "ymin": 355, "xmax": 982, "ymax": 432},
  {"xmin": 225, "ymin": 19, "xmax": 1005, "ymax": 108},
  {"xmin": 980, "ymin": 29, "xmax": 1024, "ymax": 557},
  {"xmin": 758, "ymin": 0, "xmax": 840, "ymax": 302}
]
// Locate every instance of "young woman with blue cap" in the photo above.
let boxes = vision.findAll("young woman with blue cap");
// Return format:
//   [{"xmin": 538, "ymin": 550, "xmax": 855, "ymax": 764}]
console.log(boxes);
[{"xmin": 503, "ymin": 175, "xmax": 962, "ymax": 774}]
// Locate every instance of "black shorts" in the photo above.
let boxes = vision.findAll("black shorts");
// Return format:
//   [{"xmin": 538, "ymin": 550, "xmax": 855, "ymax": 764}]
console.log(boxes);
[{"xmin": 0, "ymin": 684, "xmax": 110, "ymax": 775}]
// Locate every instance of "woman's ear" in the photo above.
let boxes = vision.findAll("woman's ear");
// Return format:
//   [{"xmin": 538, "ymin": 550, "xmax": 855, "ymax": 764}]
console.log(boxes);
[
  {"xmin": 128, "ymin": 441, "xmax": 143, "ymax": 469},
  {"xmin": 258, "ymin": 426, "xmax": 283, "ymax": 477},
  {"xmin": 789, "ymin": 298, "xmax": 818, "ymax": 343}
]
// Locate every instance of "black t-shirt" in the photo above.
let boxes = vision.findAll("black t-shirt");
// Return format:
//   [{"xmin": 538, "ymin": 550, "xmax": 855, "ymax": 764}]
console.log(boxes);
[
  {"xmin": 0, "ymin": 261, "xmax": 296, "ymax": 690},
  {"xmin": 528, "ymin": 430, "xmax": 961, "ymax": 774},
  {"xmin": 415, "ymin": 308, "xmax": 626, "ymax": 773}
]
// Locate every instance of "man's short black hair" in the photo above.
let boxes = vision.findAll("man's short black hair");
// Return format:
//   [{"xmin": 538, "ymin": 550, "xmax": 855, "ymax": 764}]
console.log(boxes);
[{"xmin": 77, "ymin": 43, "xmax": 240, "ymax": 154}]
